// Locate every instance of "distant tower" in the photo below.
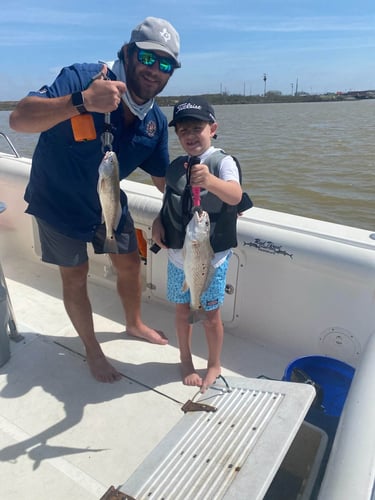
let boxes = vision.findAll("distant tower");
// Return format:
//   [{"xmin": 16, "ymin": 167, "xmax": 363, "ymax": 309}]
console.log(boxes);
[{"xmin": 263, "ymin": 73, "xmax": 267, "ymax": 96}]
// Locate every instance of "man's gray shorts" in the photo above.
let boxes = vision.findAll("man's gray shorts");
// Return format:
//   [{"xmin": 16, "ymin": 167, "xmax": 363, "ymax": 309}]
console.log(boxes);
[{"xmin": 35, "ymin": 213, "xmax": 138, "ymax": 267}]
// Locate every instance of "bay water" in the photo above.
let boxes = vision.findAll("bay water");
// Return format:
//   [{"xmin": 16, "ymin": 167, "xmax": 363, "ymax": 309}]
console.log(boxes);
[{"xmin": 1, "ymin": 100, "xmax": 374, "ymax": 231}]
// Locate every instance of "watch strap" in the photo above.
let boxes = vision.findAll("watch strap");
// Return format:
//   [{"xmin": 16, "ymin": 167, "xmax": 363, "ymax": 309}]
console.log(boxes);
[{"xmin": 72, "ymin": 91, "xmax": 88, "ymax": 114}]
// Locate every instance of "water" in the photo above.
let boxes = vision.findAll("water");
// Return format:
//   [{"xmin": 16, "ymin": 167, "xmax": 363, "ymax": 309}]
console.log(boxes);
[{"xmin": 1, "ymin": 100, "xmax": 374, "ymax": 231}]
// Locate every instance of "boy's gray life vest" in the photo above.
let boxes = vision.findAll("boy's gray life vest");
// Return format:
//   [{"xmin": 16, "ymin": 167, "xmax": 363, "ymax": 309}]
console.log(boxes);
[{"xmin": 160, "ymin": 149, "xmax": 250, "ymax": 252}]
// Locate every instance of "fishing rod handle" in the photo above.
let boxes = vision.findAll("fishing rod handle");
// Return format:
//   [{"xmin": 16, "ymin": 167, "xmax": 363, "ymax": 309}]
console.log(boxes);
[{"xmin": 188, "ymin": 156, "xmax": 201, "ymax": 207}]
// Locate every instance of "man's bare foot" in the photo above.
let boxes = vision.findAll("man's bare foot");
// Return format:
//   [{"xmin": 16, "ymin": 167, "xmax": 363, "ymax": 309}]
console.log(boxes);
[
  {"xmin": 181, "ymin": 360, "xmax": 203, "ymax": 387},
  {"xmin": 126, "ymin": 324, "xmax": 168, "ymax": 345},
  {"xmin": 86, "ymin": 352, "xmax": 122, "ymax": 383},
  {"xmin": 200, "ymin": 365, "xmax": 221, "ymax": 393}
]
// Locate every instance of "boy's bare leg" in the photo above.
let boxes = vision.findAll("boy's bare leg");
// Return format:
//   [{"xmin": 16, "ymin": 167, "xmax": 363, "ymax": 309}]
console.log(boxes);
[
  {"xmin": 60, "ymin": 263, "xmax": 122, "ymax": 383},
  {"xmin": 110, "ymin": 251, "xmax": 168, "ymax": 344},
  {"xmin": 176, "ymin": 303, "xmax": 202, "ymax": 387},
  {"xmin": 201, "ymin": 308, "xmax": 223, "ymax": 392}
]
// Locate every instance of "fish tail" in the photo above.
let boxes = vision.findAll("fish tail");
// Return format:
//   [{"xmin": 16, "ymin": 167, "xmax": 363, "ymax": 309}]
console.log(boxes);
[
  {"xmin": 188, "ymin": 310, "xmax": 199, "ymax": 324},
  {"xmin": 103, "ymin": 236, "xmax": 119, "ymax": 254},
  {"xmin": 188, "ymin": 308, "xmax": 205, "ymax": 324}
]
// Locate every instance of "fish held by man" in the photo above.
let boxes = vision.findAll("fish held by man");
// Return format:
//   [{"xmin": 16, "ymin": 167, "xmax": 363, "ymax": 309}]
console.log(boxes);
[
  {"xmin": 98, "ymin": 151, "xmax": 121, "ymax": 253},
  {"xmin": 182, "ymin": 209, "xmax": 215, "ymax": 314}
]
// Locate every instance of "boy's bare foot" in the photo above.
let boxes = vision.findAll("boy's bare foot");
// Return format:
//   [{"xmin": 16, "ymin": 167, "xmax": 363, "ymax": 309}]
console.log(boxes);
[
  {"xmin": 86, "ymin": 352, "xmax": 122, "ymax": 383},
  {"xmin": 126, "ymin": 325, "xmax": 168, "ymax": 345},
  {"xmin": 181, "ymin": 360, "xmax": 203, "ymax": 387},
  {"xmin": 201, "ymin": 365, "xmax": 221, "ymax": 393}
]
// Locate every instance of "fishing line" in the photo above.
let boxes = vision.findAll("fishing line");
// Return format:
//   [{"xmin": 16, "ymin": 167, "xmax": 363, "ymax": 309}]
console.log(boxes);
[
  {"xmin": 53, "ymin": 340, "xmax": 183, "ymax": 405},
  {"xmin": 53, "ymin": 340, "xmax": 230, "ymax": 409}
]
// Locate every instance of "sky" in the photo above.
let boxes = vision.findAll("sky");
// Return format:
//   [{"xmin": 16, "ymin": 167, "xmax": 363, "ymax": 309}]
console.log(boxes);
[{"xmin": 1, "ymin": 0, "xmax": 375, "ymax": 100}]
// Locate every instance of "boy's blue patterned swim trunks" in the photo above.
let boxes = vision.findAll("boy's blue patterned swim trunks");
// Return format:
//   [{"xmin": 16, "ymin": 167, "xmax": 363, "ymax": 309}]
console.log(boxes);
[{"xmin": 167, "ymin": 255, "xmax": 230, "ymax": 311}]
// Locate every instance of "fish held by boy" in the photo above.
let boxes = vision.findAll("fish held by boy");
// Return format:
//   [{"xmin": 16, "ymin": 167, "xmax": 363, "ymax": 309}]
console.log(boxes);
[
  {"xmin": 182, "ymin": 209, "xmax": 215, "ymax": 319},
  {"xmin": 98, "ymin": 150, "xmax": 121, "ymax": 253}
]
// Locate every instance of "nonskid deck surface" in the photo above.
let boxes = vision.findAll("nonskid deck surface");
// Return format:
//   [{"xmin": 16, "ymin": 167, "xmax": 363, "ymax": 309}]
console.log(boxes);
[{"xmin": 0, "ymin": 257, "xmax": 291, "ymax": 499}]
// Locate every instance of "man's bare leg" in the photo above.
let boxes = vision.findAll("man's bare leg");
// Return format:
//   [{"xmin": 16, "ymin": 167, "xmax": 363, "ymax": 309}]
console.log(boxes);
[
  {"xmin": 110, "ymin": 251, "xmax": 168, "ymax": 344},
  {"xmin": 59, "ymin": 263, "xmax": 122, "ymax": 382},
  {"xmin": 176, "ymin": 303, "xmax": 202, "ymax": 387}
]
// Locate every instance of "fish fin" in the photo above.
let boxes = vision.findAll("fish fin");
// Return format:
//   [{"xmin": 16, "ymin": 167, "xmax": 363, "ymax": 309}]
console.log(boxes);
[
  {"xmin": 97, "ymin": 178, "xmax": 106, "ymax": 223},
  {"xmin": 97, "ymin": 177, "xmax": 104, "ymax": 197},
  {"xmin": 114, "ymin": 202, "xmax": 122, "ymax": 231},
  {"xmin": 182, "ymin": 280, "xmax": 189, "ymax": 292},
  {"xmin": 103, "ymin": 236, "xmax": 119, "ymax": 254}
]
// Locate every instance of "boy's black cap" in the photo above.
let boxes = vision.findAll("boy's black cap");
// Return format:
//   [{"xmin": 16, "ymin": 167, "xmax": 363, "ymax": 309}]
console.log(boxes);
[{"xmin": 168, "ymin": 96, "xmax": 216, "ymax": 127}]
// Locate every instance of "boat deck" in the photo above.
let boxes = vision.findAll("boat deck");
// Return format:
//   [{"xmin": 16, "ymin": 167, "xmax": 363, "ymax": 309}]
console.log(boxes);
[
  {"xmin": 1, "ymin": 145, "xmax": 375, "ymax": 498},
  {"xmin": 0, "ymin": 254, "xmax": 301, "ymax": 499}
]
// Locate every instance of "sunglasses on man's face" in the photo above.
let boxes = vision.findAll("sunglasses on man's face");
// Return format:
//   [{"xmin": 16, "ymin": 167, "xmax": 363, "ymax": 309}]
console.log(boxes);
[{"xmin": 137, "ymin": 49, "xmax": 175, "ymax": 74}]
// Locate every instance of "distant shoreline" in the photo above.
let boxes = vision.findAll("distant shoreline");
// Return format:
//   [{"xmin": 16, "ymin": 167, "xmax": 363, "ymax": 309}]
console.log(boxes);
[
  {"xmin": 0, "ymin": 102, "xmax": 18, "ymax": 111},
  {"xmin": 1, "ymin": 91, "xmax": 374, "ymax": 111}
]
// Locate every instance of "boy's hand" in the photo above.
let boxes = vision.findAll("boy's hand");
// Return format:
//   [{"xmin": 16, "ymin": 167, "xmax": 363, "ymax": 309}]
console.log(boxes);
[
  {"xmin": 191, "ymin": 163, "xmax": 243, "ymax": 206},
  {"xmin": 190, "ymin": 163, "xmax": 211, "ymax": 189}
]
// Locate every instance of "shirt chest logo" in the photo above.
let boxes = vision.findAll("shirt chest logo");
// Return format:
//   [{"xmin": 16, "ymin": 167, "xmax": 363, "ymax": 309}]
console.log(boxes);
[{"xmin": 146, "ymin": 120, "xmax": 157, "ymax": 137}]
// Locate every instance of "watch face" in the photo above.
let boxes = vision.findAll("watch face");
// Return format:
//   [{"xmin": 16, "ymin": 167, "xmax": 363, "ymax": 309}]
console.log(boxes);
[
  {"xmin": 72, "ymin": 92, "xmax": 84, "ymax": 106},
  {"xmin": 72, "ymin": 92, "xmax": 87, "ymax": 114}
]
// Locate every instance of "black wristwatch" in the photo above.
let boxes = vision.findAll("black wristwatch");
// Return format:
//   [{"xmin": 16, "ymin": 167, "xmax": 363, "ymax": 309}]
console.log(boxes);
[{"xmin": 72, "ymin": 91, "xmax": 87, "ymax": 114}]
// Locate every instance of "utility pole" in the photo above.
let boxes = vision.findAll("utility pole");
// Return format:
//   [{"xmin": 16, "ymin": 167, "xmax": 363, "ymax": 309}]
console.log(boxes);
[
  {"xmin": 291, "ymin": 83, "xmax": 294, "ymax": 96},
  {"xmin": 263, "ymin": 73, "xmax": 267, "ymax": 96}
]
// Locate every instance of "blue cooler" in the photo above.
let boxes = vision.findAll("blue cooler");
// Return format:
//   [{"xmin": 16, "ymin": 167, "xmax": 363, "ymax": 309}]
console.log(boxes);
[{"xmin": 283, "ymin": 355, "xmax": 355, "ymax": 417}]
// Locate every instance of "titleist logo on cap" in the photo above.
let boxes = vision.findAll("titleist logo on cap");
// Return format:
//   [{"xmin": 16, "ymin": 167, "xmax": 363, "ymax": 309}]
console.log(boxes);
[{"xmin": 176, "ymin": 103, "xmax": 202, "ymax": 114}]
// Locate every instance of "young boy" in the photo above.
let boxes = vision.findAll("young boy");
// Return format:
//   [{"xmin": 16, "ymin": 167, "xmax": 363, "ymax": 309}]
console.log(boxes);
[{"xmin": 152, "ymin": 96, "xmax": 243, "ymax": 392}]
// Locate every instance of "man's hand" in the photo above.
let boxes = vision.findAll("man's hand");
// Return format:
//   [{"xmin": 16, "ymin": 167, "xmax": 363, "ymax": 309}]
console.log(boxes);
[
  {"xmin": 9, "ymin": 64, "xmax": 126, "ymax": 133},
  {"xmin": 83, "ymin": 77, "xmax": 126, "ymax": 113}
]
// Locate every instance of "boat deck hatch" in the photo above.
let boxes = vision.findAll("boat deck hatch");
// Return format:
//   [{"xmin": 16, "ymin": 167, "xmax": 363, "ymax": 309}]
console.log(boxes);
[{"xmin": 120, "ymin": 376, "xmax": 315, "ymax": 500}]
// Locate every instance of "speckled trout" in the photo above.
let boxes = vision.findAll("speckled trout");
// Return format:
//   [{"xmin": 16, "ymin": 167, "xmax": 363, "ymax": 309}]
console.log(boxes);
[
  {"xmin": 98, "ymin": 151, "xmax": 121, "ymax": 253},
  {"xmin": 183, "ymin": 209, "xmax": 215, "ymax": 311}
]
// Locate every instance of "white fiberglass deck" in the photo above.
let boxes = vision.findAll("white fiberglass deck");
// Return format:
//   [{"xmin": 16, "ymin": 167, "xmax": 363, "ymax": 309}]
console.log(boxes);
[{"xmin": 0, "ymin": 256, "xmax": 305, "ymax": 500}]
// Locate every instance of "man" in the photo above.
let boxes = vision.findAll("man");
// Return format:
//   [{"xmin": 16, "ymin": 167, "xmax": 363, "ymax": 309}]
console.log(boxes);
[{"xmin": 9, "ymin": 17, "xmax": 181, "ymax": 382}]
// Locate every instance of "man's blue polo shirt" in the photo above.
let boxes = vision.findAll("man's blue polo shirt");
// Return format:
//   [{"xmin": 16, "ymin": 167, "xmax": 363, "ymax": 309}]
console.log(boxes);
[{"xmin": 25, "ymin": 63, "xmax": 169, "ymax": 241}]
